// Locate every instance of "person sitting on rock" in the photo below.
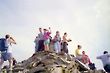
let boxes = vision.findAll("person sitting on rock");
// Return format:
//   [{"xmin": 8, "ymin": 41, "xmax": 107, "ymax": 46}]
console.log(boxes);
[
  {"xmin": 82, "ymin": 51, "xmax": 91, "ymax": 65},
  {"xmin": 75, "ymin": 45, "xmax": 82, "ymax": 61}
]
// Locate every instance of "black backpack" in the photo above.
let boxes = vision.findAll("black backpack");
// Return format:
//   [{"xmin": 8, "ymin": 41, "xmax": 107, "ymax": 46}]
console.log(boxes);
[
  {"xmin": 88, "ymin": 63, "xmax": 96, "ymax": 70},
  {"xmin": 0, "ymin": 38, "xmax": 8, "ymax": 51}
]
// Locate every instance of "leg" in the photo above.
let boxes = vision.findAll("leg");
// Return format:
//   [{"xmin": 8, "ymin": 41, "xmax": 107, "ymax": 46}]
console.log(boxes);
[
  {"xmin": 38, "ymin": 40, "xmax": 41, "ymax": 51},
  {"xmin": 44, "ymin": 39, "xmax": 50, "ymax": 51},
  {"xmin": 0, "ymin": 59, "xmax": 4, "ymax": 71},
  {"xmin": 8, "ymin": 59, "xmax": 13, "ymax": 70},
  {"xmin": 57, "ymin": 42, "xmax": 61, "ymax": 53},
  {"xmin": 41, "ymin": 40, "xmax": 44, "ymax": 51},
  {"xmin": 63, "ymin": 42, "xmax": 68, "ymax": 53},
  {"xmin": 54, "ymin": 43, "xmax": 58, "ymax": 53},
  {"xmin": 8, "ymin": 53, "xmax": 13, "ymax": 71},
  {"xmin": 45, "ymin": 44, "xmax": 49, "ymax": 51}
]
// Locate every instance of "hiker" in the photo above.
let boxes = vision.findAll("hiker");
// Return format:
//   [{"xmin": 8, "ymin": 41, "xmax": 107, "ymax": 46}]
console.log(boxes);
[
  {"xmin": 53, "ymin": 31, "xmax": 61, "ymax": 53},
  {"xmin": 43, "ymin": 27, "xmax": 51, "ymax": 51},
  {"xmin": 82, "ymin": 51, "xmax": 91, "ymax": 65},
  {"xmin": 34, "ymin": 36, "xmax": 39, "ymax": 52},
  {"xmin": 0, "ymin": 34, "xmax": 16, "ymax": 71},
  {"xmin": 75, "ymin": 45, "xmax": 82, "ymax": 61},
  {"xmin": 97, "ymin": 51, "xmax": 110, "ymax": 72},
  {"xmin": 62, "ymin": 32, "xmax": 71, "ymax": 53},
  {"xmin": 38, "ymin": 28, "xmax": 44, "ymax": 51}
]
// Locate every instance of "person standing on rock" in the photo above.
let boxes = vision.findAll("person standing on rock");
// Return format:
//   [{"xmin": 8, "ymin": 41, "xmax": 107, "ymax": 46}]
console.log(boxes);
[
  {"xmin": 0, "ymin": 34, "xmax": 16, "ymax": 71},
  {"xmin": 53, "ymin": 31, "xmax": 61, "ymax": 53},
  {"xmin": 37, "ymin": 28, "xmax": 44, "ymax": 51},
  {"xmin": 43, "ymin": 27, "xmax": 51, "ymax": 51},
  {"xmin": 62, "ymin": 32, "xmax": 71, "ymax": 53},
  {"xmin": 34, "ymin": 36, "xmax": 39, "ymax": 52},
  {"xmin": 97, "ymin": 51, "xmax": 110, "ymax": 73}
]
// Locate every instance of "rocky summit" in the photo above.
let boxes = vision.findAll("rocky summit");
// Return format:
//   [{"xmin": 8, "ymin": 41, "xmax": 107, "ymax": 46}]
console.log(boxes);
[{"xmin": 1, "ymin": 51, "xmax": 105, "ymax": 73}]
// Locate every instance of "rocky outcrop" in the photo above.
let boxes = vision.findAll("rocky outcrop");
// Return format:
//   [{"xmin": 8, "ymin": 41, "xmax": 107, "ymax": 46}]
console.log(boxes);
[{"xmin": 1, "ymin": 51, "xmax": 105, "ymax": 73}]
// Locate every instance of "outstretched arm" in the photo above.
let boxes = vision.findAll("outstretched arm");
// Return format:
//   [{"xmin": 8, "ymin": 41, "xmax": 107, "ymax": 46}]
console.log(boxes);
[
  {"xmin": 108, "ymin": 54, "xmax": 110, "ymax": 57},
  {"xmin": 96, "ymin": 56, "xmax": 101, "ymax": 59}
]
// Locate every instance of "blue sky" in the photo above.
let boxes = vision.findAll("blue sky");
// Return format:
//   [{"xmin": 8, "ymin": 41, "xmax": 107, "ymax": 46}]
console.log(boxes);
[{"xmin": 0, "ymin": 0, "xmax": 110, "ymax": 69}]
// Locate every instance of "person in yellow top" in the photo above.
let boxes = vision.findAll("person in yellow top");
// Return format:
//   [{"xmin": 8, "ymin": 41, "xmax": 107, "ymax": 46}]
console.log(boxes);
[{"xmin": 75, "ymin": 45, "xmax": 82, "ymax": 60}]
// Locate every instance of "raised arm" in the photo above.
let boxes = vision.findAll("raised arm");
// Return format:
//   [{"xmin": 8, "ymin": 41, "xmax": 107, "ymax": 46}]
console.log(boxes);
[
  {"xmin": 10, "ymin": 37, "xmax": 16, "ymax": 44},
  {"xmin": 48, "ymin": 27, "xmax": 51, "ymax": 33}
]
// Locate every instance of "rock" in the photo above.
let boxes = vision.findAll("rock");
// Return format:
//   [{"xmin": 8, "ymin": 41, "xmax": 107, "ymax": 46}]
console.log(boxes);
[{"xmin": 1, "ymin": 51, "xmax": 105, "ymax": 73}]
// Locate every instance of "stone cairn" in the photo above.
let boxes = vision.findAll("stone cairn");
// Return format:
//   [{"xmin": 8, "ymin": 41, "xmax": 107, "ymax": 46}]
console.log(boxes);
[{"xmin": 1, "ymin": 51, "xmax": 106, "ymax": 73}]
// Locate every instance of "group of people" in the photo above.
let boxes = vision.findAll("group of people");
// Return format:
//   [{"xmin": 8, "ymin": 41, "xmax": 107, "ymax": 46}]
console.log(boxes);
[
  {"xmin": 75, "ymin": 45, "xmax": 95, "ymax": 70},
  {"xmin": 0, "ymin": 27, "xmax": 110, "ymax": 73},
  {"xmin": 34, "ymin": 27, "xmax": 71, "ymax": 54},
  {"xmin": 75, "ymin": 45, "xmax": 110, "ymax": 72},
  {"xmin": 75, "ymin": 45, "xmax": 91, "ymax": 65}
]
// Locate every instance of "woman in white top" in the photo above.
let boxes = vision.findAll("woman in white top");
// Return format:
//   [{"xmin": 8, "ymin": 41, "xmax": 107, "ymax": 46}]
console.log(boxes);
[{"xmin": 0, "ymin": 34, "xmax": 16, "ymax": 71}]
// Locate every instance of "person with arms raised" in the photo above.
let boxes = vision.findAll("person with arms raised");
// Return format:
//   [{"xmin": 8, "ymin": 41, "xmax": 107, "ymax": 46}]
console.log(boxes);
[{"xmin": 0, "ymin": 34, "xmax": 16, "ymax": 71}]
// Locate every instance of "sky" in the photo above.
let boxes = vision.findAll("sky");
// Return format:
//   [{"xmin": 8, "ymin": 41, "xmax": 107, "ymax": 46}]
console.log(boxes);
[{"xmin": 0, "ymin": 0, "xmax": 110, "ymax": 69}]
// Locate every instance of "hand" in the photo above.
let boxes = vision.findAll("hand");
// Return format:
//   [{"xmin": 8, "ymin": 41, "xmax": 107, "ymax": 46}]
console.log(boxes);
[
  {"xmin": 14, "ymin": 42, "xmax": 17, "ymax": 44},
  {"xmin": 69, "ymin": 39, "xmax": 72, "ymax": 41},
  {"xmin": 68, "ymin": 39, "xmax": 72, "ymax": 42}
]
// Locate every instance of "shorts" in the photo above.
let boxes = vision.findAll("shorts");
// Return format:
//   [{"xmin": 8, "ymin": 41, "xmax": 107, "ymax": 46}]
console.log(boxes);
[
  {"xmin": 44, "ymin": 39, "xmax": 50, "ymax": 45},
  {"xmin": 1, "ymin": 52, "xmax": 12, "ymax": 61}
]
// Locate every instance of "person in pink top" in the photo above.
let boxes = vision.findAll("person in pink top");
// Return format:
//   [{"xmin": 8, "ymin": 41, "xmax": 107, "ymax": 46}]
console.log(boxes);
[
  {"xmin": 43, "ymin": 27, "xmax": 51, "ymax": 51},
  {"xmin": 82, "ymin": 51, "xmax": 91, "ymax": 65}
]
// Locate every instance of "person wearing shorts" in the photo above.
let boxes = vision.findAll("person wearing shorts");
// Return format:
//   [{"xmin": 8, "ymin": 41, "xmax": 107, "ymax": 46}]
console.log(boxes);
[
  {"xmin": 0, "ymin": 34, "xmax": 16, "ymax": 71},
  {"xmin": 43, "ymin": 28, "xmax": 51, "ymax": 51}
]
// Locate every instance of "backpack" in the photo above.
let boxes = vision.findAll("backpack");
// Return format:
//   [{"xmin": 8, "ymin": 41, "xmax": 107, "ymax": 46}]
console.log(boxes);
[
  {"xmin": 0, "ymin": 38, "xmax": 8, "ymax": 51},
  {"xmin": 88, "ymin": 63, "xmax": 96, "ymax": 70}
]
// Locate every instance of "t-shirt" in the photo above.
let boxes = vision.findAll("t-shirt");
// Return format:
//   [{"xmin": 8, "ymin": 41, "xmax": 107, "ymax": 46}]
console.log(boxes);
[
  {"xmin": 38, "ymin": 32, "xmax": 44, "ymax": 40},
  {"xmin": 6, "ymin": 39, "xmax": 12, "ymax": 53},
  {"xmin": 75, "ymin": 48, "xmax": 82, "ymax": 57},
  {"xmin": 97, "ymin": 54, "xmax": 110, "ymax": 66},
  {"xmin": 43, "ymin": 32, "xmax": 51, "ymax": 40}
]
